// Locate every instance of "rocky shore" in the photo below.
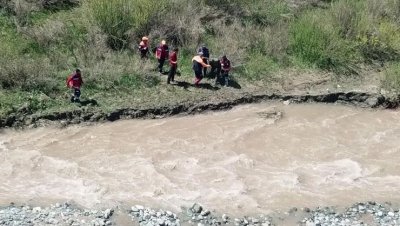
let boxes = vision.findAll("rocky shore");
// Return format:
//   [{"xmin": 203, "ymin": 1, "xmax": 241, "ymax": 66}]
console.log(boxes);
[
  {"xmin": 1, "ymin": 202, "xmax": 399, "ymax": 226},
  {"xmin": 1, "ymin": 91, "xmax": 399, "ymax": 129}
]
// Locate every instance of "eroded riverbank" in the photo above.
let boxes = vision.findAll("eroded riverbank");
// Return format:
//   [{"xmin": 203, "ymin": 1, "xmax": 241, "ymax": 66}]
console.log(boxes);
[{"xmin": 1, "ymin": 91, "xmax": 399, "ymax": 129}]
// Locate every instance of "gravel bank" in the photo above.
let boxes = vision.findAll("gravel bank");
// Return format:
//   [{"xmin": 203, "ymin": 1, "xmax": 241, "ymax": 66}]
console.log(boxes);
[{"xmin": 1, "ymin": 202, "xmax": 399, "ymax": 225}]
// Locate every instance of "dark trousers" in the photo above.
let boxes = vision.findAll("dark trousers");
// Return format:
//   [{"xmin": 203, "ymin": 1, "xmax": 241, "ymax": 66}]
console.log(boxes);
[
  {"xmin": 140, "ymin": 50, "xmax": 148, "ymax": 59},
  {"xmin": 216, "ymin": 70, "xmax": 229, "ymax": 86},
  {"xmin": 167, "ymin": 66, "xmax": 177, "ymax": 84},
  {"xmin": 158, "ymin": 58, "xmax": 166, "ymax": 73},
  {"xmin": 202, "ymin": 58, "xmax": 209, "ymax": 76},
  {"xmin": 71, "ymin": 88, "xmax": 81, "ymax": 102}
]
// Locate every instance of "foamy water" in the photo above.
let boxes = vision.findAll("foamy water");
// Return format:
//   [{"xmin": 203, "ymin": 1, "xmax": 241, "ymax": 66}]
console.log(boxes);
[{"xmin": 1, "ymin": 103, "xmax": 400, "ymax": 215}]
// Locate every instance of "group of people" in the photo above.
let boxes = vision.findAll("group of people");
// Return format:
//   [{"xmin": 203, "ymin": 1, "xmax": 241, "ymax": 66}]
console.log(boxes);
[
  {"xmin": 66, "ymin": 37, "xmax": 232, "ymax": 103},
  {"xmin": 138, "ymin": 36, "xmax": 232, "ymax": 87}
]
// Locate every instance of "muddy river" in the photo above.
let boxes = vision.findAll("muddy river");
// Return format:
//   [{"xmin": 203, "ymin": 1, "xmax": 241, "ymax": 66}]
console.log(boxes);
[{"xmin": 1, "ymin": 103, "xmax": 400, "ymax": 215}]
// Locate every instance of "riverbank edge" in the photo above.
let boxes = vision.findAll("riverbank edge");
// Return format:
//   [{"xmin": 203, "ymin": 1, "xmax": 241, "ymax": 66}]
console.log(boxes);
[{"xmin": 1, "ymin": 91, "xmax": 399, "ymax": 129}]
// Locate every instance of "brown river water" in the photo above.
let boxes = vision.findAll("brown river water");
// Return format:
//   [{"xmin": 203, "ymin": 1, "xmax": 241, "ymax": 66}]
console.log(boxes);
[{"xmin": 1, "ymin": 103, "xmax": 400, "ymax": 216}]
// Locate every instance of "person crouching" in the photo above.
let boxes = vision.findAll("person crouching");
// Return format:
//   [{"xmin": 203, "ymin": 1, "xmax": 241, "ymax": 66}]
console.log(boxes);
[
  {"xmin": 192, "ymin": 52, "xmax": 211, "ymax": 86},
  {"xmin": 66, "ymin": 69, "xmax": 83, "ymax": 103}
]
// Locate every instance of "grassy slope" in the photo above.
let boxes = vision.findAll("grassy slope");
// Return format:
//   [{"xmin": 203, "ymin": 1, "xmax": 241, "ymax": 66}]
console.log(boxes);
[{"xmin": 0, "ymin": 0, "xmax": 399, "ymax": 119}]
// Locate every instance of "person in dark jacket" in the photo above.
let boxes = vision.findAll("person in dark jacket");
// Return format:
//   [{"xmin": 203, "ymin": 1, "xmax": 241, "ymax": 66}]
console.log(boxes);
[
  {"xmin": 197, "ymin": 44, "xmax": 210, "ymax": 76},
  {"xmin": 155, "ymin": 40, "xmax": 169, "ymax": 74},
  {"xmin": 167, "ymin": 47, "xmax": 179, "ymax": 84},
  {"xmin": 66, "ymin": 68, "xmax": 83, "ymax": 102},
  {"xmin": 192, "ymin": 52, "xmax": 211, "ymax": 86}
]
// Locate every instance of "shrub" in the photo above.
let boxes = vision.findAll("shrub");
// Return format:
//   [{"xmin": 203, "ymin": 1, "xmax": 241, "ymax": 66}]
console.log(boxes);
[
  {"xmin": 382, "ymin": 62, "xmax": 400, "ymax": 92},
  {"xmin": 89, "ymin": 0, "xmax": 166, "ymax": 49},
  {"xmin": 0, "ymin": 57, "xmax": 59, "ymax": 94},
  {"xmin": 289, "ymin": 11, "xmax": 359, "ymax": 74},
  {"xmin": 245, "ymin": 0, "xmax": 290, "ymax": 27},
  {"xmin": 241, "ymin": 52, "xmax": 280, "ymax": 81}
]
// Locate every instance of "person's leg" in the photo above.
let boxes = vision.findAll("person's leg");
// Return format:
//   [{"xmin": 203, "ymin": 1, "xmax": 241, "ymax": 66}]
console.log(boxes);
[
  {"xmin": 158, "ymin": 59, "xmax": 165, "ymax": 73},
  {"xmin": 167, "ymin": 66, "xmax": 176, "ymax": 84},
  {"xmin": 70, "ymin": 90, "xmax": 75, "ymax": 102},
  {"xmin": 203, "ymin": 58, "xmax": 208, "ymax": 77},
  {"xmin": 171, "ymin": 66, "xmax": 176, "ymax": 82},
  {"xmin": 224, "ymin": 72, "xmax": 229, "ymax": 87},
  {"xmin": 74, "ymin": 88, "xmax": 81, "ymax": 102},
  {"xmin": 215, "ymin": 73, "xmax": 220, "ymax": 85},
  {"xmin": 194, "ymin": 71, "xmax": 202, "ymax": 86}
]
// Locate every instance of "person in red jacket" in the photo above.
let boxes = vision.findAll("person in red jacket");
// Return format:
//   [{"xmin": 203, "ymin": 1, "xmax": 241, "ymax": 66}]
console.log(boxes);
[
  {"xmin": 138, "ymin": 36, "xmax": 149, "ymax": 59},
  {"xmin": 66, "ymin": 68, "xmax": 83, "ymax": 103},
  {"xmin": 167, "ymin": 47, "xmax": 179, "ymax": 84},
  {"xmin": 155, "ymin": 40, "xmax": 169, "ymax": 74},
  {"xmin": 219, "ymin": 55, "xmax": 231, "ymax": 87}
]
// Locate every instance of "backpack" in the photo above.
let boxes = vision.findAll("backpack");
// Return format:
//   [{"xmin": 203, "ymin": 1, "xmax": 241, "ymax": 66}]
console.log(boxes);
[{"xmin": 201, "ymin": 47, "xmax": 209, "ymax": 58}]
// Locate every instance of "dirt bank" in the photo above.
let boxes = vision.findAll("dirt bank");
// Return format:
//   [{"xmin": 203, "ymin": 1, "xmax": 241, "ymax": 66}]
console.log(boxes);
[{"xmin": 1, "ymin": 91, "xmax": 399, "ymax": 129}]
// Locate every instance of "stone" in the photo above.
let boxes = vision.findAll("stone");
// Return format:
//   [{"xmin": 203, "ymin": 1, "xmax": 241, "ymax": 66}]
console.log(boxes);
[
  {"xmin": 388, "ymin": 212, "xmax": 395, "ymax": 217},
  {"xmin": 200, "ymin": 210, "xmax": 210, "ymax": 216},
  {"xmin": 135, "ymin": 205, "xmax": 145, "ymax": 210},
  {"xmin": 103, "ymin": 209, "xmax": 113, "ymax": 219},
  {"xmin": 302, "ymin": 207, "xmax": 311, "ymax": 213},
  {"xmin": 366, "ymin": 97, "xmax": 381, "ymax": 107},
  {"xmin": 166, "ymin": 211, "xmax": 173, "ymax": 217},
  {"xmin": 157, "ymin": 219, "xmax": 165, "ymax": 225},
  {"xmin": 192, "ymin": 203, "xmax": 202, "ymax": 214},
  {"xmin": 32, "ymin": 207, "xmax": 42, "ymax": 213}
]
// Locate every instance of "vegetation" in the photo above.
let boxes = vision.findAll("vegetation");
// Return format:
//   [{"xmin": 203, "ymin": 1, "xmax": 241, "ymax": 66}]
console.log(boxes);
[{"xmin": 0, "ymin": 0, "xmax": 400, "ymax": 118}]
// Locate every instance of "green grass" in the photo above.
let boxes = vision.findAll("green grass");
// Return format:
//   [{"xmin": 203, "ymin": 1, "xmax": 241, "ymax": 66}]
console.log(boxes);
[{"xmin": 382, "ymin": 62, "xmax": 400, "ymax": 92}]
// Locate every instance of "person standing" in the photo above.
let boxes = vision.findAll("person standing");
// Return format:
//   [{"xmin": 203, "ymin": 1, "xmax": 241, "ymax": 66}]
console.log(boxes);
[
  {"xmin": 167, "ymin": 47, "xmax": 179, "ymax": 84},
  {"xmin": 66, "ymin": 68, "xmax": 83, "ymax": 102},
  {"xmin": 219, "ymin": 55, "xmax": 231, "ymax": 87},
  {"xmin": 155, "ymin": 40, "xmax": 169, "ymax": 74},
  {"xmin": 197, "ymin": 44, "xmax": 210, "ymax": 76},
  {"xmin": 192, "ymin": 52, "xmax": 211, "ymax": 86},
  {"xmin": 138, "ymin": 36, "xmax": 149, "ymax": 59}
]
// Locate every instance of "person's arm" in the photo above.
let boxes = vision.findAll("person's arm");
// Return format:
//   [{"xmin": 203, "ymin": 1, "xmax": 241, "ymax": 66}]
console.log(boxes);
[{"xmin": 200, "ymin": 61, "xmax": 211, "ymax": 68}]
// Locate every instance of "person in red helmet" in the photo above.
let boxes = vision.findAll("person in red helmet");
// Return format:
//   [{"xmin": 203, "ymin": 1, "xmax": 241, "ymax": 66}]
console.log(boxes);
[
  {"xmin": 66, "ymin": 68, "xmax": 83, "ymax": 102},
  {"xmin": 192, "ymin": 52, "xmax": 211, "ymax": 86},
  {"xmin": 155, "ymin": 40, "xmax": 169, "ymax": 74},
  {"xmin": 138, "ymin": 36, "xmax": 149, "ymax": 59},
  {"xmin": 168, "ymin": 47, "xmax": 179, "ymax": 84}
]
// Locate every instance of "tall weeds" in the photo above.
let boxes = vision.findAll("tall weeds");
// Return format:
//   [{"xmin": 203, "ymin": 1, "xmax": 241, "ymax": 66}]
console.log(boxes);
[{"xmin": 88, "ymin": 0, "xmax": 166, "ymax": 49}]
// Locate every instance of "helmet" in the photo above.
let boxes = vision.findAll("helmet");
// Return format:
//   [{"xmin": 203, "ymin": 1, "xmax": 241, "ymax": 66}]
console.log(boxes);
[
  {"xmin": 142, "ymin": 36, "xmax": 148, "ymax": 41},
  {"xmin": 161, "ymin": 40, "xmax": 166, "ymax": 45}
]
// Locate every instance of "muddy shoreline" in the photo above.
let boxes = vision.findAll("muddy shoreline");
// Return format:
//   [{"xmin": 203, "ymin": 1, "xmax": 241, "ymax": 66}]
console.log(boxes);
[{"xmin": 1, "ymin": 91, "xmax": 399, "ymax": 129}]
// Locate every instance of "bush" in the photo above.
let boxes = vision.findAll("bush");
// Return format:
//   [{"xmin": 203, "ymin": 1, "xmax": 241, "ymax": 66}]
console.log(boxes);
[
  {"xmin": 89, "ymin": 0, "xmax": 166, "ymax": 49},
  {"xmin": 289, "ymin": 11, "xmax": 359, "ymax": 74},
  {"xmin": 382, "ymin": 62, "xmax": 400, "ymax": 92},
  {"xmin": 0, "ymin": 57, "xmax": 59, "ymax": 94},
  {"xmin": 245, "ymin": 0, "xmax": 290, "ymax": 27},
  {"xmin": 241, "ymin": 52, "xmax": 280, "ymax": 81}
]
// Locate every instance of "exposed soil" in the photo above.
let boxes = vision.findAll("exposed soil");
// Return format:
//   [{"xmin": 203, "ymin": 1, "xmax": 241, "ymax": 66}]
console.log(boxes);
[{"xmin": 1, "ymin": 69, "xmax": 399, "ymax": 129}]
